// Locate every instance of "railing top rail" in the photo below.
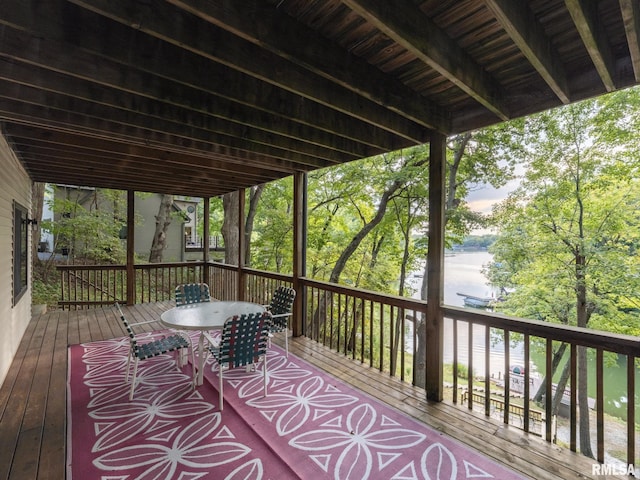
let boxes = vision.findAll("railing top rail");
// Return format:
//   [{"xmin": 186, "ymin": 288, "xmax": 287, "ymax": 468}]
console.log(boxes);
[
  {"xmin": 134, "ymin": 261, "xmax": 206, "ymax": 270},
  {"xmin": 57, "ymin": 261, "xmax": 208, "ymax": 272},
  {"xmin": 444, "ymin": 305, "xmax": 640, "ymax": 356},
  {"xmin": 56, "ymin": 264, "xmax": 126, "ymax": 271},
  {"xmin": 302, "ymin": 277, "xmax": 428, "ymax": 310},
  {"xmin": 207, "ymin": 261, "xmax": 238, "ymax": 272},
  {"xmin": 242, "ymin": 267, "xmax": 293, "ymax": 284}
]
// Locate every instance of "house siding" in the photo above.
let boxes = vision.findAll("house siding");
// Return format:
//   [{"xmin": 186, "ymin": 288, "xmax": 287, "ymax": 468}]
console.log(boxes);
[
  {"xmin": 0, "ymin": 133, "xmax": 32, "ymax": 386},
  {"xmin": 134, "ymin": 194, "xmax": 185, "ymax": 262}
]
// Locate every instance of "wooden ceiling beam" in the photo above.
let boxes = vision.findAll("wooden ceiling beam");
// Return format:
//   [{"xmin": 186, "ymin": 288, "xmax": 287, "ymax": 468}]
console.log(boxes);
[
  {"xmin": 565, "ymin": 0, "xmax": 616, "ymax": 92},
  {"xmin": 20, "ymin": 162, "xmax": 236, "ymax": 197},
  {"xmin": 6, "ymin": 124, "xmax": 284, "ymax": 178},
  {"xmin": 485, "ymin": 0, "xmax": 571, "ymax": 104},
  {"xmin": 343, "ymin": 0, "xmax": 509, "ymax": 121},
  {"xmin": 68, "ymin": 0, "xmax": 430, "ymax": 143},
  {"xmin": 0, "ymin": 108, "xmax": 321, "ymax": 175},
  {"xmin": 7, "ymin": 131, "xmax": 281, "ymax": 197},
  {"xmin": 0, "ymin": 2, "xmax": 408, "ymax": 152},
  {"xmin": 168, "ymin": 0, "xmax": 449, "ymax": 133},
  {"xmin": 16, "ymin": 153, "xmax": 261, "ymax": 193},
  {"xmin": 620, "ymin": 0, "xmax": 640, "ymax": 82},
  {"xmin": 0, "ymin": 97, "xmax": 334, "ymax": 171},
  {"xmin": 7, "ymin": 137, "xmax": 279, "ymax": 184},
  {"xmin": 0, "ymin": 76, "xmax": 369, "ymax": 165}
]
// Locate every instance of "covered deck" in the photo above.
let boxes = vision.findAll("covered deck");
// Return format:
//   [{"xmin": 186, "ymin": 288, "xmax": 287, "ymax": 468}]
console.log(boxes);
[{"xmin": 0, "ymin": 303, "xmax": 622, "ymax": 480}]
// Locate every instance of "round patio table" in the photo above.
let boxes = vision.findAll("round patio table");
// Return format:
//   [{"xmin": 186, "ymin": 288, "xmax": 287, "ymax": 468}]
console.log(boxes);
[{"xmin": 161, "ymin": 301, "xmax": 265, "ymax": 385}]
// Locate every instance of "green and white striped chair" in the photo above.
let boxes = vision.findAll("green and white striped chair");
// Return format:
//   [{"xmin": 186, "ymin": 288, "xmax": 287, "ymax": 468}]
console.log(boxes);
[
  {"xmin": 204, "ymin": 311, "xmax": 271, "ymax": 410},
  {"xmin": 175, "ymin": 283, "xmax": 211, "ymax": 306},
  {"xmin": 264, "ymin": 286, "xmax": 296, "ymax": 356},
  {"xmin": 115, "ymin": 303, "xmax": 194, "ymax": 400}
]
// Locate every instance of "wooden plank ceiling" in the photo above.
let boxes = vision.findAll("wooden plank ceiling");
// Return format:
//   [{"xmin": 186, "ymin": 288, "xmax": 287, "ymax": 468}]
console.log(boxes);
[{"xmin": 1, "ymin": 0, "xmax": 639, "ymax": 198}]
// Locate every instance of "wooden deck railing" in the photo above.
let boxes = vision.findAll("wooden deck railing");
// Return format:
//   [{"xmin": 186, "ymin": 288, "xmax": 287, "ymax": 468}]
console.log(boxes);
[
  {"xmin": 58, "ymin": 264, "xmax": 127, "ymax": 308},
  {"xmin": 58, "ymin": 262, "xmax": 207, "ymax": 307},
  {"xmin": 55, "ymin": 261, "xmax": 639, "ymax": 467}
]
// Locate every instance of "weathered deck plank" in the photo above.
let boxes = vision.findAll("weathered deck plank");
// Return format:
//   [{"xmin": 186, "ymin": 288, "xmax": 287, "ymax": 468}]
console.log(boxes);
[{"xmin": 0, "ymin": 303, "xmax": 625, "ymax": 480}]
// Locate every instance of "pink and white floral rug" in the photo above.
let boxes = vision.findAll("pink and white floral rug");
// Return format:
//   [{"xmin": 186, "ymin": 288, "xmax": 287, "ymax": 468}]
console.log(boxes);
[{"xmin": 67, "ymin": 334, "xmax": 526, "ymax": 479}]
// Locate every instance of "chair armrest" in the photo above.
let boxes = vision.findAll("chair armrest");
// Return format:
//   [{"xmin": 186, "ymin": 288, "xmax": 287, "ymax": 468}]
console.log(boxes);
[
  {"xmin": 172, "ymin": 330, "xmax": 194, "ymax": 347},
  {"xmin": 270, "ymin": 312, "xmax": 292, "ymax": 319},
  {"xmin": 202, "ymin": 331, "xmax": 220, "ymax": 349}
]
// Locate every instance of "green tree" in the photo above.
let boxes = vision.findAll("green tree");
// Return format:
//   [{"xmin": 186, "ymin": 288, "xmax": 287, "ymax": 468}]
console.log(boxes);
[
  {"xmin": 46, "ymin": 186, "xmax": 127, "ymax": 264},
  {"xmin": 413, "ymin": 121, "xmax": 525, "ymax": 387},
  {"xmin": 487, "ymin": 92, "xmax": 640, "ymax": 458}
]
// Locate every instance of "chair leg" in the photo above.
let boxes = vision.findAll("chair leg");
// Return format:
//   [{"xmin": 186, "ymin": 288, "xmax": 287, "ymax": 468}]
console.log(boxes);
[
  {"xmin": 263, "ymin": 355, "xmax": 268, "ymax": 398},
  {"xmin": 125, "ymin": 351, "xmax": 132, "ymax": 382},
  {"xmin": 284, "ymin": 328, "xmax": 289, "ymax": 357},
  {"xmin": 219, "ymin": 365, "xmax": 224, "ymax": 411},
  {"xmin": 129, "ymin": 357, "xmax": 139, "ymax": 400},
  {"xmin": 188, "ymin": 346, "xmax": 196, "ymax": 389}
]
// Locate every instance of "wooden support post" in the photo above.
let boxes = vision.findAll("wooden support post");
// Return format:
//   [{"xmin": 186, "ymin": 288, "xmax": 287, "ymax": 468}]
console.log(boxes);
[
  {"xmin": 292, "ymin": 172, "xmax": 306, "ymax": 337},
  {"xmin": 426, "ymin": 132, "xmax": 445, "ymax": 401},
  {"xmin": 126, "ymin": 190, "xmax": 135, "ymax": 305},
  {"xmin": 237, "ymin": 189, "xmax": 246, "ymax": 301},
  {"xmin": 202, "ymin": 197, "xmax": 210, "ymax": 286}
]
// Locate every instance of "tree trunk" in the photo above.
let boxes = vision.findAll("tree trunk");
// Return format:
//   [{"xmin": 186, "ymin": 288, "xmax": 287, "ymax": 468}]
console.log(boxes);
[
  {"xmin": 244, "ymin": 185, "xmax": 264, "ymax": 267},
  {"xmin": 391, "ymin": 229, "xmax": 411, "ymax": 376},
  {"xmin": 551, "ymin": 359, "xmax": 571, "ymax": 416},
  {"xmin": 533, "ymin": 342, "xmax": 568, "ymax": 403},
  {"xmin": 149, "ymin": 194, "xmax": 173, "ymax": 263},
  {"xmin": 329, "ymin": 179, "xmax": 404, "ymax": 283},
  {"xmin": 575, "ymin": 253, "xmax": 594, "ymax": 458},
  {"xmin": 222, "ymin": 192, "xmax": 240, "ymax": 264},
  {"xmin": 31, "ymin": 182, "xmax": 45, "ymax": 267}
]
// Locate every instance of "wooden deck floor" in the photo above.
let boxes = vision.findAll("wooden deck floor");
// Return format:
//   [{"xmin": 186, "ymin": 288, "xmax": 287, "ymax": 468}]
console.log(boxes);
[{"xmin": 0, "ymin": 302, "xmax": 622, "ymax": 480}]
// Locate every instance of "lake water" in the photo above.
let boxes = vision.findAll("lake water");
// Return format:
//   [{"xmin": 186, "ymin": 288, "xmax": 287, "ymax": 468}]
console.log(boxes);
[{"xmin": 409, "ymin": 251, "xmax": 638, "ymax": 420}]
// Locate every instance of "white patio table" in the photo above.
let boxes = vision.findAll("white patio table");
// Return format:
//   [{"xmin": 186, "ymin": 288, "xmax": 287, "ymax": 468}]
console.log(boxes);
[{"xmin": 160, "ymin": 301, "xmax": 265, "ymax": 386}]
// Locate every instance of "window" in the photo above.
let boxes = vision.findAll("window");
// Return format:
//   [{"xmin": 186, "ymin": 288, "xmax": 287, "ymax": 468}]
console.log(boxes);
[{"xmin": 13, "ymin": 201, "xmax": 28, "ymax": 305}]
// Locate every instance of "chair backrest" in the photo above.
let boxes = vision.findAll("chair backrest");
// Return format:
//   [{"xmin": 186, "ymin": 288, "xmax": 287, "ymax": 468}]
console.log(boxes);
[
  {"xmin": 269, "ymin": 286, "xmax": 296, "ymax": 315},
  {"xmin": 114, "ymin": 302, "xmax": 138, "ymax": 353},
  {"xmin": 175, "ymin": 283, "xmax": 211, "ymax": 306},
  {"xmin": 217, "ymin": 311, "xmax": 271, "ymax": 368}
]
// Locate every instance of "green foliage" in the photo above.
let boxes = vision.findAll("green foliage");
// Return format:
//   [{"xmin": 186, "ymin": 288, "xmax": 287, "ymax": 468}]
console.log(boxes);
[
  {"xmin": 250, "ymin": 179, "xmax": 294, "ymax": 273},
  {"xmin": 47, "ymin": 186, "xmax": 127, "ymax": 264},
  {"xmin": 487, "ymin": 91, "xmax": 640, "ymax": 337},
  {"xmin": 453, "ymin": 234, "xmax": 497, "ymax": 250},
  {"xmin": 241, "ymin": 118, "xmax": 529, "ymax": 300},
  {"xmin": 444, "ymin": 362, "xmax": 473, "ymax": 381},
  {"xmin": 31, "ymin": 277, "xmax": 59, "ymax": 307}
]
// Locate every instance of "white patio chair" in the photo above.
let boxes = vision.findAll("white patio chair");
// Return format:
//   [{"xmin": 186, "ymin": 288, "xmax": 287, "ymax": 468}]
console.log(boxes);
[
  {"xmin": 204, "ymin": 311, "xmax": 271, "ymax": 410},
  {"xmin": 175, "ymin": 283, "xmax": 211, "ymax": 306},
  {"xmin": 264, "ymin": 286, "xmax": 296, "ymax": 356},
  {"xmin": 114, "ymin": 302, "xmax": 195, "ymax": 400}
]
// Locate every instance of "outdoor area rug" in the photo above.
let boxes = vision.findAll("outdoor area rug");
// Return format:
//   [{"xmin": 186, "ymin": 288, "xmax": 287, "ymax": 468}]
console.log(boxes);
[{"xmin": 68, "ymin": 334, "xmax": 527, "ymax": 480}]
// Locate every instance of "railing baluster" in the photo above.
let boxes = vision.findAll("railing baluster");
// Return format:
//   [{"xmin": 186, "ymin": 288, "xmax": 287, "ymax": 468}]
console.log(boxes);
[
  {"xmin": 468, "ymin": 321, "xmax": 473, "ymax": 411},
  {"xmin": 379, "ymin": 304, "xmax": 384, "ymax": 372},
  {"xmin": 400, "ymin": 306, "xmax": 405, "ymax": 382},
  {"xmin": 523, "ymin": 333, "xmax": 530, "ymax": 432},
  {"xmin": 570, "ymin": 344, "xmax": 577, "ymax": 452},
  {"xmin": 627, "ymin": 354, "xmax": 636, "ymax": 470},
  {"xmin": 484, "ymin": 325, "xmax": 490, "ymax": 417},
  {"xmin": 360, "ymin": 297, "xmax": 365, "ymax": 364},
  {"xmin": 369, "ymin": 301, "xmax": 374, "ymax": 368},
  {"xmin": 596, "ymin": 348, "xmax": 604, "ymax": 463},
  {"xmin": 545, "ymin": 338, "xmax": 553, "ymax": 443},
  {"xmin": 504, "ymin": 329, "xmax": 510, "ymax": 425},
  {"xmin": 453, "ymin": 318, "xmax": 458, "ymax": 404}
]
